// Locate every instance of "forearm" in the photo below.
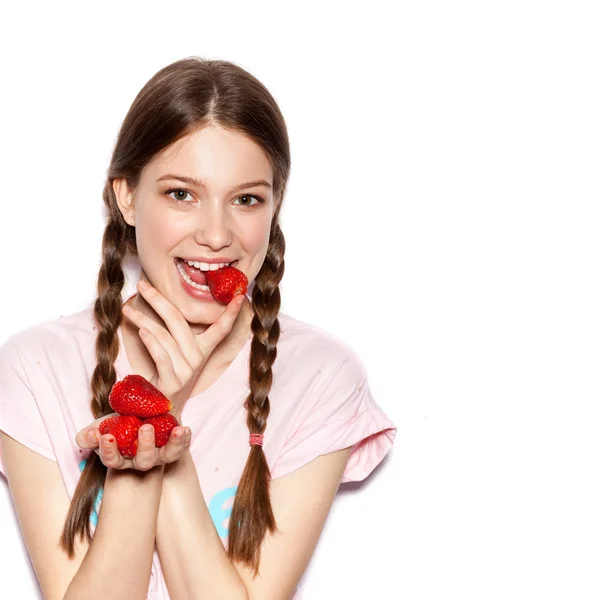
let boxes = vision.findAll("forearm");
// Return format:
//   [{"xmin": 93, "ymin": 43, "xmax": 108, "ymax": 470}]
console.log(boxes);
[
  {"xmin": 156, "ymin": 450, "xmax": 248, "ymax": 600},
  {"xmin": 64, "ymin": 464, "xmax": 165, "ymax": 600}
]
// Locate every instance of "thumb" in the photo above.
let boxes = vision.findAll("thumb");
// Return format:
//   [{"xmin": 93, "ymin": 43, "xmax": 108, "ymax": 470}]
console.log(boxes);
[
  {"xmin": 75, "ymin": 413, "xmax": 119, "ymax": 449},
  {"xmin": 196, "ymin": 294, "xmax": 246, "ymax": 356}
]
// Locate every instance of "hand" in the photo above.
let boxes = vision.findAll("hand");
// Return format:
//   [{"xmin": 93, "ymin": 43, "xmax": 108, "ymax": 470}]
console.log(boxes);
[
  {"xmin": 123, "ymin": 280, "xmax": 246, "ymax": 416},
  {"xmin": 75, "ymin": 413, "xmax": 192, "ymax": 471}
]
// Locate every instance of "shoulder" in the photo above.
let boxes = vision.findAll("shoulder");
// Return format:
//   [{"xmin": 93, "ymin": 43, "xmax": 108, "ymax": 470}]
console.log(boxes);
[
  {"xmin": 274, "ymin": 311, "xmax": 367, "ymax": 387},
  {"xmin": 277, "ymin": 311, "xmax": 357, "ymax": 360},
  {"xmin": 1, "ymin": 303, "xmax": 97, "ymax": 364}
]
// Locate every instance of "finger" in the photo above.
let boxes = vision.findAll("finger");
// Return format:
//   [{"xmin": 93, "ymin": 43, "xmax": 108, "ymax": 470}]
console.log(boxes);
[
  {"xmin": 131, "ymin": 281, "xmax": 201, "ymax": 373},
  {"xmin": 123, "ymin": 306, "xmax": 193, "ymax": 379},
  {"xmin": 160, "ymin": 426, "xmax": 190, "ymax": 463},
  {"xmin": 195, "ymin": 294, "xmax": 245, "ymax": 356},
  {"xmin": 77, "ymin": 428, "xmax": 101, "ymax": 450},
  {"xmin": 177, "ymin": 427, "xmax": 192, "ymax": 453},
  {"xmin": 99, "ymin": 434, "xmax": 125, "ymax": 469},
  {"xmin": 137, "ymin": 328, "xmax": 181, "ymax": 397},
  {"xmin": 75, "ymin": 413, "xmax": 119, "ymax": 448},
  {"xmin": 132, "ymin": 424, "xmax": 157, "ymax": 471},
  {"xmin": 181, "ymin": 428, "xmax": 192, "ymax": 453}
]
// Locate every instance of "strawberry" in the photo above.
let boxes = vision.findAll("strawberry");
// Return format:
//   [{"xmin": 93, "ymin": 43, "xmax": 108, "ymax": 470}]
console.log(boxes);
[
  {"xmin": 109, "ymin": 374, "xmax": 174, "ymax": 418},
  {"xmin": 141, "ymin": 413, "xmax": 179, "ymax": 448},
  {"xmin": 205, "ymin": 266, "xmax": 248, "ymax": 304},
  {"xmin": 98, "ymin": 415, "xmax": 142, "ymax": 458}
]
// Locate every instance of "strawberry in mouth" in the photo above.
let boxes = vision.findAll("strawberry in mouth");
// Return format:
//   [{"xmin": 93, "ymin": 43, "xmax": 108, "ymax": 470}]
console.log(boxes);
[
  {"xmin": 205, "ymin": 266, "xmax": 248, "ymax": 304},
  {"xmin": 175, "ymin": 257, "xmax": 238, "ymax": 285},
  {"xmin": 174, "ymin": 257, "xmax": 247, "ymax": 303}
]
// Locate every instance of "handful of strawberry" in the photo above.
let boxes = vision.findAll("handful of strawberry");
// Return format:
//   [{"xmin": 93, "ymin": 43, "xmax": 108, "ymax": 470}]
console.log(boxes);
[{"xmin": 98, "ymin": 375, "xmax": 179, "ymax": 458}]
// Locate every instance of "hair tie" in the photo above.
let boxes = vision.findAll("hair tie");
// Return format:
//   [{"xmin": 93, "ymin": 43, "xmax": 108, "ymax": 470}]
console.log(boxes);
[{"xmin": 249, "ymin": 433, "xmax": 264, "ymax": 447}]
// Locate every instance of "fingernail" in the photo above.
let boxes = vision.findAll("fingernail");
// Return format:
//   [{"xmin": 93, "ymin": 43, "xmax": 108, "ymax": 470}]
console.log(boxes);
[
  {"xmin": 142, "ymin": 425, "xmax": 153, "ymax": 437},
  {"xmin": 88, "ymin": 430, "xmax": 99, "ymax": 444},
  {"xmin": 138, "ymin": 280, "xmax": 150, "ymax": 290}
]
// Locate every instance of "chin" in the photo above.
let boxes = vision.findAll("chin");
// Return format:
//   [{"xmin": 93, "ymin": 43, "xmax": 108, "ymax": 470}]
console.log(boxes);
[
  {"xmin": 184, "ymin": 315, "xmax": 217, "ymax": 335},
  {"xmin": 181, "ymin": 302, "xmax": 225, "ymax": 323}
]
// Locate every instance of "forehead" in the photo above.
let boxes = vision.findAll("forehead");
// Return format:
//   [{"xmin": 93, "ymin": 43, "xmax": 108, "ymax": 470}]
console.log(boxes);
[{"xmin": 143, "ymin": 125, "xmax": 273, "ymax": 188}]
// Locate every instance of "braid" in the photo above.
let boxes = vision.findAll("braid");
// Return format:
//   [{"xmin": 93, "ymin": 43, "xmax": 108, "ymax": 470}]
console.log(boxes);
[
  {"xmin": 59, "ymin": 182, "xmax": 131, "ymax": 557},
  {"xmin": 227, "ymin": 221, "xmax": 286, "ymax": 576}
]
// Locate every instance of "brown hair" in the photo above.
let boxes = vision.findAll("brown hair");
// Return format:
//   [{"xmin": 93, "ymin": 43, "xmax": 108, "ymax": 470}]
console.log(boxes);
[{"xmin": 59, "ymin": 57, "xmax": 290, "ymax": 576}]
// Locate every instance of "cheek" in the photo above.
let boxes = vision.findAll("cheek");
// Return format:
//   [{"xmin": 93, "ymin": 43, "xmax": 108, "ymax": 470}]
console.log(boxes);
[
  {"xmin": 247, "ymin": 213, "xmax": 274, "ymax": 248},
  {"xmin": 247, "ymin": 227, "xmax": 271, "ymax": 265},
  {"xmin": 136, "ymin": 211, "xmax": 184, "ymax": 253}
]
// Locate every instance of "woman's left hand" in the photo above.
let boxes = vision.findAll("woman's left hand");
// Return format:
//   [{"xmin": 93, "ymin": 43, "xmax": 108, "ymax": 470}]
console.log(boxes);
[{"xmin": 121, "ymin": 280, "xmax": 246, "ymax": 419}]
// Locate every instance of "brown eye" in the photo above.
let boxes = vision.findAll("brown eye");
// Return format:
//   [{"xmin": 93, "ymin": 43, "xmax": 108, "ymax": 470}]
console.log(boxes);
[
  {"xmin": 163, "ymin": 187, "xmax": 193, "ymax": 203},
  {"xmin": 233, "ymin": 194, "xmax": 265, "ymax": 207}
]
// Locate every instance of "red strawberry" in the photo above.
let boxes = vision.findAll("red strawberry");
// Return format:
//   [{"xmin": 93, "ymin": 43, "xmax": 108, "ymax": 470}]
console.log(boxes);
[
  {"xmin": 205, "ymin": 266, "xmax": 248, "ymax": 304},
  {"xmin": 109, "ymin": 374, "xmax": 174, "ymax": 418},
  {"xmin": 141, "ymin": 413, "xmax": 179, "ymax": 448},
  {"xmin": 98, "ymin": 415, "xmax": 142, "ymax": 458}
]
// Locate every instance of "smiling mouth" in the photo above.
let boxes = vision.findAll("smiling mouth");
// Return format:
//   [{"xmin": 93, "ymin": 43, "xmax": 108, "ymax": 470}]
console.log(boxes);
[
  {"xmin": 174, "ymin": 257, "xmax": 240, "ymax": 287},
  {"xmin": 174, "ymin": 258, "xmax": 210, "ymax": 289},
  {"xmin": 175, "ymin": 257, "xmax": 238, "ymax": 268}
]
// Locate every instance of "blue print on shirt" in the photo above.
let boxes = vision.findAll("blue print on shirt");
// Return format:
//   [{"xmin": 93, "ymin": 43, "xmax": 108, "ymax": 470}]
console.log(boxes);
[
  {"xmin": 208, "ymin": 486, "xmax": 238, "ymax": 538},
  {"xmin": 79, "ymin": 458, "xmax": 103, "ymax": 527}
]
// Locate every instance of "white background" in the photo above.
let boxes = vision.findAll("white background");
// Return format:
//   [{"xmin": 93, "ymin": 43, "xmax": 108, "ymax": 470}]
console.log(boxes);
[{"xmin": 0, "ymin": 1, "xmax": 598, "ymax": 598}]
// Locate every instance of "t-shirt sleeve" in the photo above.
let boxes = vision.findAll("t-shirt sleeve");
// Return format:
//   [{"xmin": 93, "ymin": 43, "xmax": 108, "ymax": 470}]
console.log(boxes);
[
  {"xmin": 0, "ymin": 338, "xmax": 56, "ymax": 479},
  {"xmin": 271, "ymin": 349, "xmax": 397, "ymax": 483}
]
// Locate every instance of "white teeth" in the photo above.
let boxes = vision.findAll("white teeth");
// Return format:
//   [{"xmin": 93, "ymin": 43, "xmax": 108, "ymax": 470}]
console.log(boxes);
[
  {"xmin": 176, "ymin": 260, "xmax": 210, "ymax": 291},
  {"xmin": 184, "ymin": 259, "xmax": 230, "ymax": 271}
]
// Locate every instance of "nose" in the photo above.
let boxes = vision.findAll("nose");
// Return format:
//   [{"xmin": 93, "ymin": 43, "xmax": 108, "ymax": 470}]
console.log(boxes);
[{"xmin": 192, "ymin": 200, "xmax": 233, "ymax": 249}]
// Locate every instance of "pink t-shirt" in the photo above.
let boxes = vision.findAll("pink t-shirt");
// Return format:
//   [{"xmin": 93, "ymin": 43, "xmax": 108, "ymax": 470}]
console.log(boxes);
[{"xmin": 0, "ymin": 290, "xmax": 397, "ymax": 599}]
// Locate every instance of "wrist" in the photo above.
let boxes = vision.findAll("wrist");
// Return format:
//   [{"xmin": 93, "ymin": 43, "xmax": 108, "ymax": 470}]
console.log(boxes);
[
  {"xmin": 164, "ymin": 448, "xmax": 193, "ymax": 479},
  {"xmin": 107, "ymin": 463, "xmax": 166, "ymax": 486}
]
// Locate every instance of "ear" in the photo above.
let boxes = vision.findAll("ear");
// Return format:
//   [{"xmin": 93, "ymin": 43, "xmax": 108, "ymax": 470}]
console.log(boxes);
[{"xmin": 112, "ymin": 178, "xmax": 136, "ymax": 227}]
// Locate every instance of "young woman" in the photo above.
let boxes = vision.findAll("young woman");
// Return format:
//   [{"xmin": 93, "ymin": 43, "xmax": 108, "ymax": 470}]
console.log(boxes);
[{"xmin": 0, "ymin": 57, "xmax": 396, "ymax": 600}]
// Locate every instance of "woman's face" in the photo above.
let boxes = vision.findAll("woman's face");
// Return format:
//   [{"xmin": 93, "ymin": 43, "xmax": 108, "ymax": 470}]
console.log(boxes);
[{"xmin": 114, "ymin": 124, "xmax": 276, "ymax": 330}]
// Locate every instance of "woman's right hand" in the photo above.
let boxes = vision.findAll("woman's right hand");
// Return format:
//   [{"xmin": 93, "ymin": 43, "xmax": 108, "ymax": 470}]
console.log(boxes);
[{"xmin": 75, "ymin": 413, "xmax": 192, "ymax": 471}]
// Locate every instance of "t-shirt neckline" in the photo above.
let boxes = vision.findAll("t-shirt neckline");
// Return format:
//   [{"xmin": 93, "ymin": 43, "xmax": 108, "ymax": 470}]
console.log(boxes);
[{"xmin": 114, "ymin": 291, "xmax": 252, "ymax": 408}]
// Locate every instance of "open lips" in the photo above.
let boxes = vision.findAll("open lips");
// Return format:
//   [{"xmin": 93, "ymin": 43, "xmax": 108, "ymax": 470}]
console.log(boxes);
[
  {"xmin": 177, "ymin": 259, "xmax": 249, "ymax": 304},
  {"xmin": 99, "ymin": 375, "xmax": 179, "ymax": 458}
]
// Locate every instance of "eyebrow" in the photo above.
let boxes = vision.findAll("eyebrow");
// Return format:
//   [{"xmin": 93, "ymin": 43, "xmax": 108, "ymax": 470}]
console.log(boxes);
[{"xmin": 156, "ymin": 173, "xmax": 272, "ymax": 193}]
